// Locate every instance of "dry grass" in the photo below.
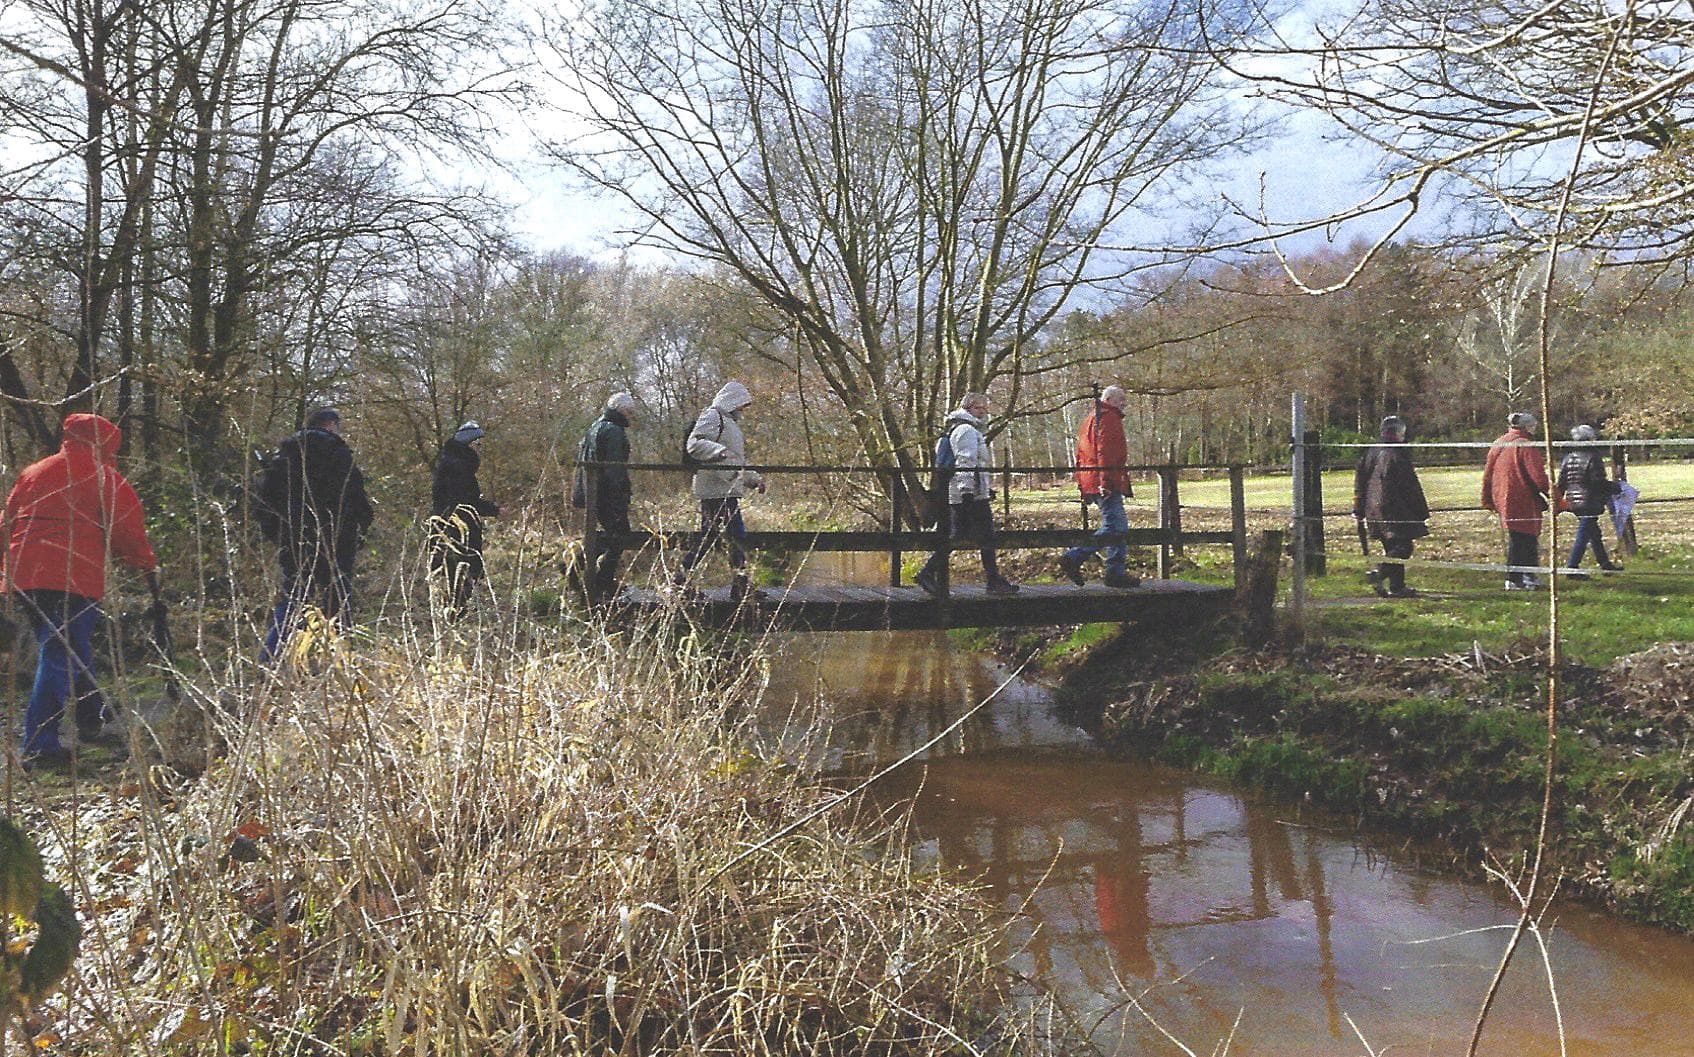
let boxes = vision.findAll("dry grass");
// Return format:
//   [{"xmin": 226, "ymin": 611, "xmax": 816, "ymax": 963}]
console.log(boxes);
[{"xmin": 15, "ymin": 594, "xmax": 1044, "ymax": 1056}]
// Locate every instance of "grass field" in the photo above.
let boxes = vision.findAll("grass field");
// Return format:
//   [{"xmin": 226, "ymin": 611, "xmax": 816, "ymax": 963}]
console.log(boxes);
[{"xmin": 1002, "ymin": 461, "xmax": 1694, "ymax": 666}]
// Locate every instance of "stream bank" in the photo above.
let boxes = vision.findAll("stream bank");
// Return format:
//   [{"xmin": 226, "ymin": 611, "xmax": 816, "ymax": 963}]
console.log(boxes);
[{"xmin": 1006, "ymin": 619, "xmax": 1694, "ymax": 934}]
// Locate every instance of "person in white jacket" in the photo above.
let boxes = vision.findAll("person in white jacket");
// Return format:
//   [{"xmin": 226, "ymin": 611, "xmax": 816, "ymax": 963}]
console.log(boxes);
[
  {"xmin": 675, "ymin": 380, "xmax": 766, "ymax": 600},
  {"xmin": 915, "ymin": 393, "xmax": 1020, "ymax": 597}
]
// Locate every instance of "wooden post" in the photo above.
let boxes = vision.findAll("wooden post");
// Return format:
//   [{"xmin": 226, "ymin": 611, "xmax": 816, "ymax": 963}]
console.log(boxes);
[
  {"xmin": 1612, "ymin": 444, "xmax": 1639, "ymax": 558},
  {"xmin": 1302, "ymin": 429, "xmax": 1326, "ymax": 575},
  {"xmin": 1230, "ymin": 465, "xmax": 1248, "ymax": 594},
  {"xmin": 1001, "ymin": 461, "xmax": 1012, "ymax": 523},
  {"xmin": 1165, "ymin": 442, "xmax": 1184, "ymax": 556},
  {"xmin": 888, "ymin": 471, "xmax": 904, "ymax": 587},
  {"xmin": 581, "ymin": 464, "xmax": 601, "ymax": 605},
  {"xmin": 1156, "ymin": 465, "xmax": 1174, "ymax": 579},
  {"xmin": 1238, "ymin": 529, "xmax": 1284, "ymax": 648},
  {"xmin": 1290, "ymin": 395, "xmax": 1307, "ymax": 630}
]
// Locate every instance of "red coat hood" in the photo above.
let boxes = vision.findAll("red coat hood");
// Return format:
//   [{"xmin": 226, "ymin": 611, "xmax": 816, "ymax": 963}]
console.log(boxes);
[{"xmin": 60, "ymin": 413, "xmax": 122, "ymax": 464}]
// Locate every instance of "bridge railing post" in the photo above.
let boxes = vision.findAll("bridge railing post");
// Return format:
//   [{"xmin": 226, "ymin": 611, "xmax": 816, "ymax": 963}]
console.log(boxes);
[
  {"xmin": 888, "ymin": 470, "xmax": 904, "ymax": 588},
  {"xmin": 1166, "ymin": 443, "xmax": 1184, "ymax": 557},
  {"xmin": 1230, "ymin": 465, "xmax": 1248, "ymax": 593},
  {"xmin": 1156, "ymin": 464, "xmax": 1177, "ymax": 578}
]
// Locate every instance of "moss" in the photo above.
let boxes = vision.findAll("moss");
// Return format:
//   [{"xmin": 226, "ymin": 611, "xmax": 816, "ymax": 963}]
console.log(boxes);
[{"xmin": 1610, "ymin": 837, "xmax": 1694, "ymax": 932}]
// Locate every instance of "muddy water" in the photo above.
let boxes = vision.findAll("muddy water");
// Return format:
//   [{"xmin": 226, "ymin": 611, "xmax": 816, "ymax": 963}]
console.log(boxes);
[{"xmin": 761, "ymin": 554, "xmax": 1694, "ymax": 1056}]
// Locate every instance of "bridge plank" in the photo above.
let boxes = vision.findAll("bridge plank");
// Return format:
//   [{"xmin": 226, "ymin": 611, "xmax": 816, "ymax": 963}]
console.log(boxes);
[{"xmin": 615, "ymin": 578, "xmax": 1232, "ymax": 633}]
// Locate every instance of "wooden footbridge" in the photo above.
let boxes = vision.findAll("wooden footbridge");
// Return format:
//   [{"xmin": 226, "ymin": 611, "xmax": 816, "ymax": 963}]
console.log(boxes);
[{"xmin": 577, "ymin": 460, "xmax": 1265, "ymax": 634}]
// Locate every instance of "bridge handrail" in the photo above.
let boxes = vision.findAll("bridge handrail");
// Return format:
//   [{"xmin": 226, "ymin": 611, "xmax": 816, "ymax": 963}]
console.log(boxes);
[{"xmin": 572, "ymin": 460, "xmax": 1248, "ymax": 474}]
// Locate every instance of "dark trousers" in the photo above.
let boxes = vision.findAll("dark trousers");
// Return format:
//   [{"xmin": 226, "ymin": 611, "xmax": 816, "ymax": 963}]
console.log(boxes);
[
  {"xmin": 1377, "ymin": 536, "xmax": 1413, "ymax": 594},
  {"xmin": 590, "ymin": 501, "xmax": 632, "ymax": 599},
  {"xmin": 681, "ymin": 498, "xmax": 747, "ymax": 577},
  {"xmin": 1506, "ymin": 531, "xmax": 1540, "ymax": 586},
  {"xmin": 920, "ymin": 499, "xmax": 1001, "ymax": 582},
  {"xmin": 19, "ymin": 590, "xmax": 104, "ymax": 754},
  {"xmin": 262, "ymin": 546, "xmax": 355, "ymax": 663},
  {"xmin": 1568, "ymin": 514, "xmax": 1613, "ymax": 569},
  {"xmin": 428, "ymin": 509, "xmax": 487, "ymax": 617}
]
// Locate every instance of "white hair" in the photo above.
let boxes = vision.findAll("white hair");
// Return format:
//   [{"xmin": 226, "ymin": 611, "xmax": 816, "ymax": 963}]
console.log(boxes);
[
  {"xmin": 961, "ymin": 392, "xmax": 990, "ymax": 410},
  {"xmin": 1570, "ymin": 424, "xmax": 1597, "ymax": 442},
  {"xmin": 606, "ymin": 392, "xmax": 637, "ymax": 415},
  {"xmin": 1100, "ymin": 385, "xmax": 1128, "ymax": 409}
]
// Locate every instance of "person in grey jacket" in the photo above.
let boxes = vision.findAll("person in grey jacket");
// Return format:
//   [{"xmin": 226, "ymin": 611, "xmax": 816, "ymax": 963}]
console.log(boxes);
[
  {"xmin": 675, "ymin": 380, "xmax": 766, "ymax": 600},
  {"xmin": 914, "ymin": 393, "xmax": 1019, "ymax": 597},
  {"xmin": 1556, "ymin": 423, "xmax": 1622, "ymax": 573}
]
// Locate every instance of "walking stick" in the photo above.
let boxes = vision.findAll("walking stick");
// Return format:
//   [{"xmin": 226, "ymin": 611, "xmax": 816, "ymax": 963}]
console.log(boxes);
[
  {"xmin": 1355, "ymin": 515, "xmax": 1370, "ymax": 556},
  {"xmin": 145, "ymin": 571, "xmax": 181, "ymax": 705}
]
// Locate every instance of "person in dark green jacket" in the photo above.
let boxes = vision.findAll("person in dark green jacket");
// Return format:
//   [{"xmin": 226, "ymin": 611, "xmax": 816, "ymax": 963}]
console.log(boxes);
[{"xmin": 573, "ymin": 393, "xmax": 637, "ymax": 600}]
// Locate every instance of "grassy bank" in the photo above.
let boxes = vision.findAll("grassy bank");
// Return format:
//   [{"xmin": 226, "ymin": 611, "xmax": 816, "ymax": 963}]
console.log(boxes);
[{"xmin": 13, "ymin": 605, "xmax": 1046, "ymax": 1055}]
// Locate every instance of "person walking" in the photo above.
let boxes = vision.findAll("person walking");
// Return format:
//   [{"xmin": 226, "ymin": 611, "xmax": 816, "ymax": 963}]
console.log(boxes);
[
  {"xmin": 675, "ymin": 381, "xmax": 765, "ymax": 602},
  {"xmin": 572, "ymin": 393, "xmax": 636, "ymax": 602},
  {"xmin": 429, "ymin": 421, "xmax": 500, "ymax": 617},
  {"xmin": 1556, "ymin": 423, "xmax": 1623, "ymax": 575},
  {"xmin": 1352, "ymin": 415, "xmax": 1430, "ymax": 598},
  {"xmin": 2, "ymin": 413, "xmax": 158, "ymax": 767},
  {"xmin": 1481, "ymin": 411, "xmax": 1550, "ymax": 590},
  {"xmin": 1058, "ymin": 385, "xmax": 1139, "ymax": 589},
  {"xmin": 914, "ymin": 393, "xmax": 1020, "ymax": 598},
  {"xmin": 256, "ymin": 407, "xmax": 375, "ymax": 661}
]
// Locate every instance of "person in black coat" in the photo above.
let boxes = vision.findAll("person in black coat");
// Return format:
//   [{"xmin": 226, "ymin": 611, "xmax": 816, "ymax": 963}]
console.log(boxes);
[
  {"xmin": 429, "ymin": 421, "xmax": 501, "ymax": 617},
  {"xmin": 1556, "ymin": 423, "xmax": 1622, "ymax": 573},
  {"xmin": 571, "ymin": 393, "xmax": 636, "ymax": 602},
  {"xmin": 256, "ymin": 407, "xmax": 375, "ymax": 660},
  {"xmin": 1353, "ymin": 415, "xmax": 1430, "ymax": 598}
]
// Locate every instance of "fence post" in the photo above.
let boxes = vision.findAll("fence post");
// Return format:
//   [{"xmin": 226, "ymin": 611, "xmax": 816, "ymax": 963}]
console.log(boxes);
[
  {"xmin": 1165, "ymin": 442, "xmax": 1184, "ymax": 557},
  {"xmin": 1290, "ymin": 395, "xmax": 1307, "ymax": 631},
  {"xmin": 1302, "ymin": 429, "xmax": 1326, "ymax": 575},
  {"xmin": 1156, "ymin": 465, "xmax": 1174, "ymax": 579},
  {"xmin": 1230, "ymin": 465, "xmax": 1248, "ymax": 594},
  {"xmin": 581, "ymin": 464, "xmax": 601, "ymax": 605},
  {"xmin": 1001, "ymin": 461, "xmax": 1012, "ymax": 523},
  {"xmin": 889, "ymin": 471, "xmax": 904, "ymax": 588},
  {"xmin": 1612, "ymin": 444, "xmax": 1639, "ymax": 558}
]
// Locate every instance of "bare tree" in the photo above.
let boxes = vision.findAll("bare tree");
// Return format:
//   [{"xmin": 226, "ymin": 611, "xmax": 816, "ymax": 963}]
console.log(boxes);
[{"xmin": 543, "ymin": 0, "xmax": 1261, "ymax": 511}]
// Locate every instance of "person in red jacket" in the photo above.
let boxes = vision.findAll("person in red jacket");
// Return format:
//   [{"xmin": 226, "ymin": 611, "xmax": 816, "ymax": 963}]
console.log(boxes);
[
  {"xmin": 2, "ymin": 414, "xmax": 157, "ymax": 766},
  {"xmin": 1058, "ymin": 386, "xmax": 1139, "ymax": 588},
  {"xmin": 1482, "ymin": 411, "xmax": 1551, "ymax": 590}
]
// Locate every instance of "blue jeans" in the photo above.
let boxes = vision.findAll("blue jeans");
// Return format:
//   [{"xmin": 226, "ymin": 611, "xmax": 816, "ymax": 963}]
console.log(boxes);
[
  {"xmin": 20, "ymin": 590, "xmax": 102, "ymax": 755},
  {"xmin": 1568, "ymin": 514, "xmax": 1612, "ymax": 569},
  {"xmin": 1065, "ymin": 492, "xmax": 1128, "ymax": 576},
  {"xmin": 262, "ymin": 547, "xmax": 356, "ymax": 663}
]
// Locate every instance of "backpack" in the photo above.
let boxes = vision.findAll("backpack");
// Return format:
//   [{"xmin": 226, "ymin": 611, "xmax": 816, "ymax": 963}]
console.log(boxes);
[
  {"xmin": 919, "ymin": 426, "xmax": 959, "ymax": 528},
  {"xmin": 250, "ymin": 448, "xmax": 284, "ymax": 543},
  {"xmin": 679, "ymin": 408, "xmax": 727, "ymax": 469}
]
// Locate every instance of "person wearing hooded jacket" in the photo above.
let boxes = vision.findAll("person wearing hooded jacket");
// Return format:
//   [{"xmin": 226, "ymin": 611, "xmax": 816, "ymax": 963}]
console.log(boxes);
[
  {"xmin": 2, "ymin": 413, "xmax": 157, "ymax": 766},
  {"xmin": 572, "ymin": 393, "xmax": 637, "ymax": 601},
  {"xmin": 1353, "ymin": 415, "xmax": 1430, "ymax": 598},
  {"xmin": 915, "ymin": 393, "xmax": 1020, "ymax": 598},
  {"xmin": 1556, "ymin": 423, "xmax": 1622, "ymax": 574},
  {"xmin": 1482, "ymin": 411, "xmax": 1550, "ymax": 590},
  {"xmin": 429, "ymin": 420, "xmax": 500, "ymax": 617},
  {"xmin": 256, "ymin": 406, "xmax": 375, "ymax": 661},
  {"xmin": 1058, "ymin": 385, "xmax": 1138, "ymax": 589},
  {"xmin": 676, "ymin": 381, "xmax": 765, "ymax": 601}
]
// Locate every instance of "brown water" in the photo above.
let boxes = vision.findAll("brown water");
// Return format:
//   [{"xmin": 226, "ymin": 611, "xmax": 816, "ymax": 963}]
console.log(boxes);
[{"xmin": 758, "ymin": 554, "xmax": 1694, "ymax": 1056}]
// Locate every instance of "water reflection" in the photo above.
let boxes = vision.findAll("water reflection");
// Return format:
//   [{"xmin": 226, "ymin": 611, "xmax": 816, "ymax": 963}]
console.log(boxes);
[{"xmin": 758, "ymin": 558, "xmax": 1694, "ymax": 1056}]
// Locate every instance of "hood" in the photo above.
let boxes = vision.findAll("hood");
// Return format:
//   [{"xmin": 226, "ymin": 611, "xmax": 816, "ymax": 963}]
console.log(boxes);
[
  {"xmin": 709, "ymin": 381, "xmax": 753, "ymax": 415},
  {"xmin": 281, "ymin": 427, "xmax": 347, "ymax": 458},
  {"xmin": 945, "ymin": 408, "xmax": 983, "ymax": 428},
  {"xmin": 441, "ymin": 437, "xmax": 480, "ymax": 467},
  {"xmin": 60, "ymin": 413, "xmax": 122, "ymax": 463}
]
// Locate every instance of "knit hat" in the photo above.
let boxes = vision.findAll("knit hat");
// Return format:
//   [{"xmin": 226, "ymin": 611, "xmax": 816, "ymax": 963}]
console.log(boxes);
[{"xmin": 453, "ymin": 421, "xmax": 485, "ymax": 444}]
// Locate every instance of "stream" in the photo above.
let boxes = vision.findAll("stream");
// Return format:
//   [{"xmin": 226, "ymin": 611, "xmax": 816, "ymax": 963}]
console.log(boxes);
[{"xmin": 759, "ymin": 554, "xmax": 1694, "ymax": 1056}]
